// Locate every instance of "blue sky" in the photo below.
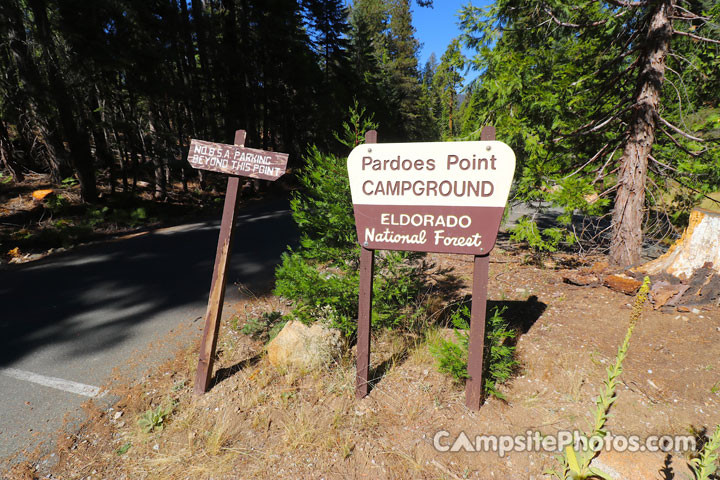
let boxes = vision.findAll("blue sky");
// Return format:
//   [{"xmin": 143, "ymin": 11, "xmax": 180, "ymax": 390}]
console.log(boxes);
[
  {"xmin": 344, "ymin": 1, "xmax": 492, "ymax": 85},
  {"xmin": 411, "ymin": 1, "xmax": 491, "ymax": 83}
]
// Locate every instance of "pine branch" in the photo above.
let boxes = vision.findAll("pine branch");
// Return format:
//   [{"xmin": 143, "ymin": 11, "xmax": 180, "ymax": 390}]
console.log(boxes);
[
  {"xmin": 658, "ymin": 116, "xmax": 705, "ymax": 142},
  {"xmin": 604, "ymin": 0, "xmax": 647, "ymax": 7},
  {"xmin": 672, "ymin": 29, "xmax": 720, "ymax": 45},
  {"xmin": 562, "ymin": 143, "xmax": 610, "ymax": 180},
  {"xmin": 543, "ymin": 8, "xmax": 608, "ymax": 28},
  {"xmin": 593, "ymin": 144, "xmax": 621, "ymax": 185},
  {"xmin": 658, "ymin": 126, "xmax": 712, "ymax": 157},
  {"xmin": 674, "ymin": 5, "xmax": 712, "ymax": 22}
]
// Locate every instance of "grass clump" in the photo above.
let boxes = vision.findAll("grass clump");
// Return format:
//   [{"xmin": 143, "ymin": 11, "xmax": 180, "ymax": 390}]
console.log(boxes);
[{"xmin": 429, "ymin": 304, "xmax": 517, "ymax": 399}]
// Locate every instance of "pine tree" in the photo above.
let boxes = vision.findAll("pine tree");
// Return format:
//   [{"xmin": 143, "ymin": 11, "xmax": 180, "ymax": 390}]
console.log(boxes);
[
  {"xmin": 432, "ymin": 38, "xmax": 465, "ymax": 139},
  {"xmin": 460, "ymin": 0, "xmax": 720, "ymax": 266}
]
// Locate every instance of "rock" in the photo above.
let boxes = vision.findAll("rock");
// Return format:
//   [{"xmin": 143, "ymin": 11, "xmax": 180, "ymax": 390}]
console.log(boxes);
[
  {"xmin": 563, "ymin": 272, "xmax": 601, "ymax": 286},
  {"xmin": 589, "ymin": 261, "xmax": 611, "ymax": 273},
  {"xmin": 266, "ymin": 321, "xmax": 343, "ymax": 370},
  {"xmin": 604, "ymin": 274, "xmax": 643, "ymax": 295},
  {"xmin": 113, "ymin": 411, "xmax": 123, "ymax": 420},
  {"xmin": 590, "ymin": 450, "xmax": 692, "ymax": 480}
]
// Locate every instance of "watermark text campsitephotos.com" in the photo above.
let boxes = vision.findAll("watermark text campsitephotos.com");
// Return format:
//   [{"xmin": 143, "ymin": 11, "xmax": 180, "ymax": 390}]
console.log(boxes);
[{"xmin": 433, "ymin": 430, "xmax": 696, "ymax": 457}]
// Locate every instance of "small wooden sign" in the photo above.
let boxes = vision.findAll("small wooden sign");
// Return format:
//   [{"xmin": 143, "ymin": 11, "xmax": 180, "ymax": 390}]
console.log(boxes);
[
  {"xmin": 350, "ymin": 128, "xmax": 516, "ymax": 410},
  {"xmin": 188, "ymin": 139, "xmax": 288, "ymax": 180},
  {"xmin": 347, "ymin": 141, "xmax": 515, "ymax": 255},
  {"xmin": 187, "ymin": 131, "xmax": 288, "ymax": 395}
]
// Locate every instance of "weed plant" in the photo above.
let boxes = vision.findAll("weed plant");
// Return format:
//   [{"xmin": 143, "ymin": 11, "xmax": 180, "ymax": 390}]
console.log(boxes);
[
  {"xmin": 137, "ymin": 403, "xmax": 173, "ymax": 433},
  {"xmin": 690, "ymin": 424, "xmax": 720, "ymax": 480},
  {"xmin": 548, "ymin": 276, "xmax": 650, "ymax": 480}
]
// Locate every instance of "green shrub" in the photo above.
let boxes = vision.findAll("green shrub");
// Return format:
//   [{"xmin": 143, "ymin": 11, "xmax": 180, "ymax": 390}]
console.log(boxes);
[
  {"xmin": 509, "ymin": 216, "xmax": 576, "ymax": 254},
  {"xmin": 429, "ymin": 305, "xmax": 517, "ymax": 399},
  {"xmin": 288, "ymin": 145, "xmax": 358, "ymax": 265},
  {"xmin": 45, "ymin": 194, "xmax": 69, "ymax": 213},
  {"xmin": 275, "ymin": 104, "xmax": 429, "ymax": 340},
  {"xmin": 61, "ymin": 176, "xmax": 79, "ymax": 187}
]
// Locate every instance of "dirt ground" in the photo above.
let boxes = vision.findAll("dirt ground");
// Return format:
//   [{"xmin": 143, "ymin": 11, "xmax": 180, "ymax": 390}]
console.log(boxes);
[{"xmin": 2, "ymin": 246, "xmax": 720, "ymax": 479}]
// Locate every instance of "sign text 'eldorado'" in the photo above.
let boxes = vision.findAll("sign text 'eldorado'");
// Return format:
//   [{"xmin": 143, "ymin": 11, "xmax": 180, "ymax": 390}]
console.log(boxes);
[
  {"xmin": 187, "ymin": 139, "xmax": 288, "ymax": 181},
  {"xmin": 347, "ymin": 141, "xmax": 516, "ymax": 255}
]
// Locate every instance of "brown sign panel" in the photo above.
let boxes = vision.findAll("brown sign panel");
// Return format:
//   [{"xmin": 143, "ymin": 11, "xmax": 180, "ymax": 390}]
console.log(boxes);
[
  {"xmin": 352, "ymin": 204, "xmax": 506, "ymax": 255},
  {"xmin": 347, "ymin": 141, "xmax": 516, "ymax": 255},
  {"xmin": 187, "ymin": 139, "xmax": 288, "ymax": 181}
]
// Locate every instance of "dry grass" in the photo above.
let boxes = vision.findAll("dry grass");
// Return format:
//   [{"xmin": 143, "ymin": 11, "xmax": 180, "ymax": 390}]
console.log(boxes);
[{"xmin": 5, "ymin": 251, "xmax": 720, "ymax": 479}]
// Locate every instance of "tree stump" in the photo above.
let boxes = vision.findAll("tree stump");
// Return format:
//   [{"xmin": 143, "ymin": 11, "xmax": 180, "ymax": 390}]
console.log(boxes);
[
  {"xmin": 636, "ymin": 208, "xmax": 720, "ymax": 307},
  {"xmin": 638, "ymin": 208, "xmax": 720, "ymax": 280}
]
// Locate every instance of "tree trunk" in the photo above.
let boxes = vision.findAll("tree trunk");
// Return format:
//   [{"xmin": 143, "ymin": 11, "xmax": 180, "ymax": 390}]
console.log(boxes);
[
  {"xmin": 0, "ymin": 119, "xmax": 24, "ymax": 182},
  {"xmin": 2, "ymin": 0, "xmax": 69, "ymax": 182},
  {"xmin": 27, "ymin": 0, "xmax": 97, "ymax": 202},
  {"xmin": 609, "ymin": 0, "xmax": 674, "ymax": 266},
  {"xmin": 91, "ymin": 89, "xmax": 116, "ymax": 194}
]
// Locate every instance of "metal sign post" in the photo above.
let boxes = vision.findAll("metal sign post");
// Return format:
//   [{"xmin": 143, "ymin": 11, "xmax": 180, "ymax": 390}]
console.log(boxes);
[{"xmin": 187, "ymin": 130, "xmax": 288, "ymax": 395}]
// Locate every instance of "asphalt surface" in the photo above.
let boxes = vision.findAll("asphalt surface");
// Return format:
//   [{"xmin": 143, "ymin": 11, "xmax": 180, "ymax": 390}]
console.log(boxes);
[{"xmin": 0, "ymin": 199, "xmax": 296, "ymax": 461}]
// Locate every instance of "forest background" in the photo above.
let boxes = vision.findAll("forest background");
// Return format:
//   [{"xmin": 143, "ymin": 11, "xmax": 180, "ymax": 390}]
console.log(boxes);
[{"xmin": 1, "ymin": 0, "xmax": 719, "ymax": 266}]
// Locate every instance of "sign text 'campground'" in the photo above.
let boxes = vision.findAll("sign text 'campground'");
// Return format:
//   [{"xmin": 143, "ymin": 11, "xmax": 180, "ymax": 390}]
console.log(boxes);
[{"xmin": 347, "ymin": 141, "xmax": 516, "ymax": 255}]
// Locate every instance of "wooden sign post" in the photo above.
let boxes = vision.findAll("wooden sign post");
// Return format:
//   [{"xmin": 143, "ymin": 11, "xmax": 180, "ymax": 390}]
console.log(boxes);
[
  {"xmin": 187, "ymin": 130, "xmax": 289, "ymax": 395},
  {"xmin": 348, "ymin": 127, "xmax": 515, "ymax": 410}
]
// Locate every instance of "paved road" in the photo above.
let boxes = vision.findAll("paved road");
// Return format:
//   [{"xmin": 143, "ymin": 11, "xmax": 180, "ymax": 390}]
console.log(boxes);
[{"xmin": 0, "ymin": 199, "xmax": 296, "ymax": 461}]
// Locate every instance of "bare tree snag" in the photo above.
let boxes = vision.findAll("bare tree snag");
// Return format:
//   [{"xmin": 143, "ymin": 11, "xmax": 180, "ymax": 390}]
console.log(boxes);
[
  {"xmin": 637, "ymin": 209, "xmax": 720, "ymax": 280},
  {"xmin": 609, "ymin": 0, "xmax": 674, "ymax": 267}
]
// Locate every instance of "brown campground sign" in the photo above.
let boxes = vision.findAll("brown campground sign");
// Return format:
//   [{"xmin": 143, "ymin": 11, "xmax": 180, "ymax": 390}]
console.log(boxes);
[
  {"xmin": 347, "ymin": 140, "xmax": 516, "ymax": 255},
  {"xmin": 188, "ymin": 139, "xmax": 288, "ymax": 180},
  {"xmin": 349, "ymin": 130, "xmax": 517, "ymax": 411}
]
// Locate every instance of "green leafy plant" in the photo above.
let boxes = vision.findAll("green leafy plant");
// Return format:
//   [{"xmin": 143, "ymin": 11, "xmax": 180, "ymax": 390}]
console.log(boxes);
[
  {"xmin": 88, "ymin": 206, "xmax": 111, "ymax": 227},
  {"xmin": 116, "ymin": 442, "xmax": 132, "ymax": 455},
  {"xmin": 332, "ymin": 98, "xmax": 378, "ymax": 150},
  {"xmin": 0, "ymin": 172, "xmax": 13, "ymax": 184},
  {"xmin": 689, "ymin": 424, "xmax": 720, "ymax": 480},
  {"xmin": 130, "ymin": 207, "xmax": 148, "ymax": 224},
  {"xmin": 429, "ymin": 306, "xmax": 471, "ymax": 381},
  {"xmin": 137, "ymin": 403, "xmax": 173, "ymax": 433},
  {"xmin": 240, "ymin": 311, "xmax": 286, "ymax": 342},
  {"xmin": 61, "ymin": 176, "xmax": 79, "ymax": 187},
  {"xmin": 509, "ymin": 216, "xmax": 576, "ymax": 264},
  {"xmin": 45, "ymin": 194, "xmax": 69, "ymax": 213},
  {"xmin": 429, "ymin": 305, "xmax": 517, "ymax": 399},
  {"xmin": 548, "ymin": 276, "xmax": 650, "ymax": 480}
]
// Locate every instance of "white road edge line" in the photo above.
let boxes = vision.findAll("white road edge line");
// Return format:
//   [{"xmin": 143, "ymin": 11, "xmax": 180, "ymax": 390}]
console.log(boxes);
[{"xmin": 0, "ymin": 368, "xmax": 103, "ymax": 398}]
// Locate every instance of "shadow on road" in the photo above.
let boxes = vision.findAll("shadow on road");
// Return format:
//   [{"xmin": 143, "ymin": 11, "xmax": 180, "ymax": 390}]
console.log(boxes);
[{"xmin": 0, "ymin": 199, "xmax": 298, "ymax": 367}]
